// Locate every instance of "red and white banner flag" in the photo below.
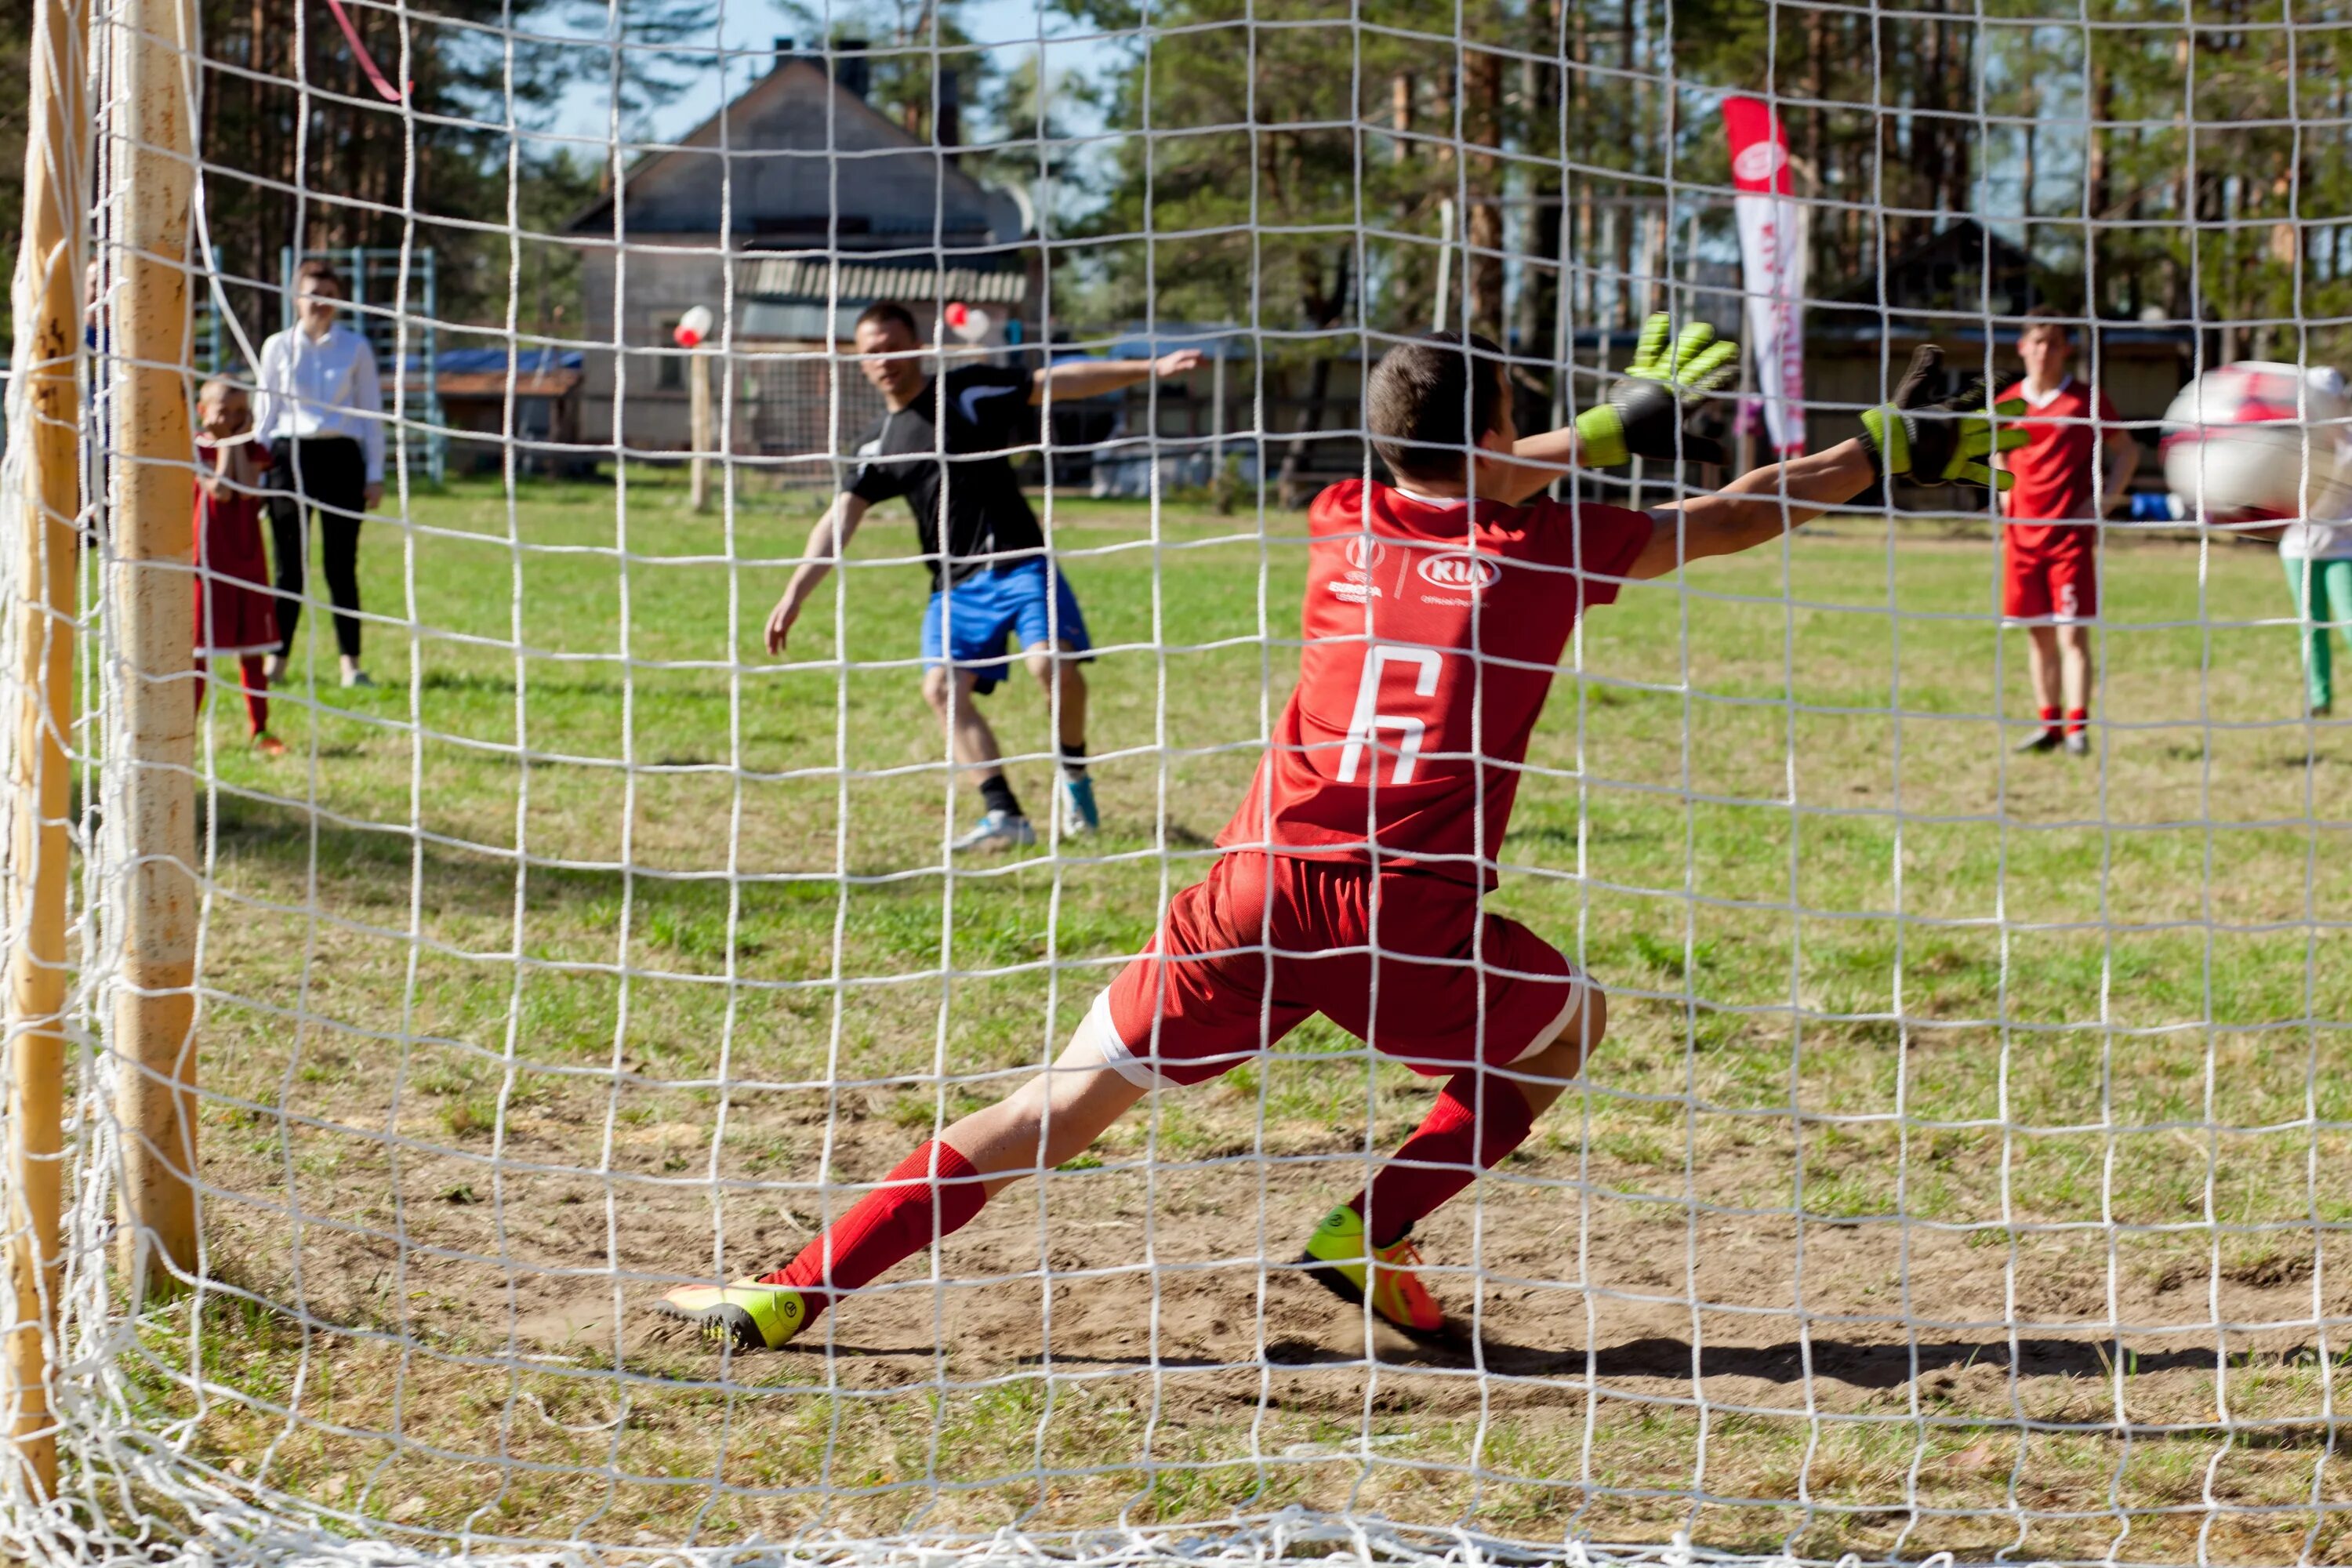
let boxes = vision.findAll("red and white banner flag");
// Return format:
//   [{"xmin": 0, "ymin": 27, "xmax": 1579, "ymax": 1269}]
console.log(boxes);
[{"xmin": 1723, "ymin": 95, "xmax": 1808, "ymax": 455}]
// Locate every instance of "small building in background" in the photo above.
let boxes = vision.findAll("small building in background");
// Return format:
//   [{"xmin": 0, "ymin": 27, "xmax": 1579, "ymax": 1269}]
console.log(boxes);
[
  {"xmin": 434, "ymin": 347, "xmax": 586, "ymax": 475},
  {"xmin": 566, "ymin": 41, "xmax": 1032, "ymax": 470}
]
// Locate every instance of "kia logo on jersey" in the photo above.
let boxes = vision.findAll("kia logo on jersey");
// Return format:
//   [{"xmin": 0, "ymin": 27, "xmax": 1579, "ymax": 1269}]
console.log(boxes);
[
  {"xmin": 1417, "ymin": 553, "xmax": 1502, "ymax": 591},
  {"xmin": 1343, "ymin": 535, "xmax": 1387, "ymax": 572}
]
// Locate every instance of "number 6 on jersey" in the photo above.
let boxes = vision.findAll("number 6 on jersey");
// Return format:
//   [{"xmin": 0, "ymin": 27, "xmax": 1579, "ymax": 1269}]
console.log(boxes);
[{"xmin": 1336, "ymin": 644, "xmax": 1443, "ymax": 785}]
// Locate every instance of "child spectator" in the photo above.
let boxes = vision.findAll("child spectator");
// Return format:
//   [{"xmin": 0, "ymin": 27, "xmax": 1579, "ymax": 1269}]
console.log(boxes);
[{"xmin": 194, "ymin": 379, "xmax": 287, "ymax": 757}]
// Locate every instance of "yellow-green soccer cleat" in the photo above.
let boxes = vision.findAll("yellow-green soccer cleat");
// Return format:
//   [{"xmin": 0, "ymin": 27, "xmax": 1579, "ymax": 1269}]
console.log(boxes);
[
  {"xmin": 655, "ymin": 1279, "xmax": 810, "ymax": 1351},
  {"xmin": 1299, "ymin": 1204, "xmax": 1444, "ymax": 1334}
]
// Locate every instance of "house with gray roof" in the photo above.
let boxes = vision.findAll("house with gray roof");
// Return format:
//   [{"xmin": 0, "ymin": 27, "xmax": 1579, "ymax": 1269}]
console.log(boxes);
[{"xmin": 567, "ymin": 42, "xmax": 1032, "ymax": 464}]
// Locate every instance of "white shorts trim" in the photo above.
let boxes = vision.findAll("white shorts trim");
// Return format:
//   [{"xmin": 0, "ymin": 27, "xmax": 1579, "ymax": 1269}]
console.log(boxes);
[
  {"xmin": 1074, "ymin": 988, "xmax": 1175, "ymax": 1090},
  {"xmin": 1507, "ymin": 975, "xmax": 1589, "ymax": 1066},
  {"xmin": 1074, "ymin": 968, "xmax": 1590, "ymax": 1087}
]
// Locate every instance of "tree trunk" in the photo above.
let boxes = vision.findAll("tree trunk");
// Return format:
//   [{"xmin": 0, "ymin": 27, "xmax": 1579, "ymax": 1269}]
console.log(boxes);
[
  {"xmin": 1917, "ymin": 9, "xmax": 1944, "ymax": 245},
  {"xmin": 1517, "ymin": 1, "xmax": 1563, "ymax": 412},
  {"xmin": 1276, "ymin": 251, "xmax": 1350, "ymax": 506},
  {"xmin": 1807, "ymin": 8, "xmax": 1829, "ymax": 278},
  {"xmin": 2021, "ymin": 93, "xmax": 2037, "ymax": 230},
  {"xmin": 1947, "ymin": 19, "xmax": 1975, "ymax": 226},
  {"xmin": 1466, "ymin": 46, "xmax": 1504, "ymax": 336},
  {"xmin": 1277, "ymin": 353, "xmax": 1335, "ymax": 508},
  {"xmin": 1616, "ymin": 0, "xmax": 1636, "ymax": 328},
  {"xmin": 1570, "ymin": 1, "xmax": 1591, "ymax": 334}
]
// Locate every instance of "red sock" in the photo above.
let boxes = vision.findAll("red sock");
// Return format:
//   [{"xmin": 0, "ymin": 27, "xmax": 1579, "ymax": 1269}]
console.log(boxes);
[
  {"xmin": 2065, "ymin": 707, "xmax": 2089, "ymax": 738},
  {"xmin": 1352, "ymin": 1073, "xmax": 1537, "ymax": 1247},
  {"xmin": 762, "ymin": 1141, "xmax": 987, "ymax": 1322},
  {"xmin": 240, "ymin": 655, "xmax": 269, "ymax": 736},
  {"xmin": 2038, "ymin": 705, "xmax": 2060, "ymax": 732}
]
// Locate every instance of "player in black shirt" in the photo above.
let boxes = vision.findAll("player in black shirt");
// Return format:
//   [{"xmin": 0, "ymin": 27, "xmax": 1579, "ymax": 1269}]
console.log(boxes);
[{"xmin": 764, "ymin": 301, "xmax": 1203, "ymax": 851}]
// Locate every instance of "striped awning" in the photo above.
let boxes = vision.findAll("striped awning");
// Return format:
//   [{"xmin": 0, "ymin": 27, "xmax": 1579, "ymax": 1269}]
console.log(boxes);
[{"xmin": 735, "ymin": 256, "xmax": 1029, "ymax": 307}]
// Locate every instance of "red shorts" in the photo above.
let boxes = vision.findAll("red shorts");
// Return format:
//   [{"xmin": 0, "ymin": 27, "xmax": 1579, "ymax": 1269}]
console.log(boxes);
[
  {"xmin": 1080, "ymin": 852, "xmax": 1588, "ymax": 1087},
  {"xmin": 2004, "ymin": 531, "xmax": 2098, "ymax": 623}
]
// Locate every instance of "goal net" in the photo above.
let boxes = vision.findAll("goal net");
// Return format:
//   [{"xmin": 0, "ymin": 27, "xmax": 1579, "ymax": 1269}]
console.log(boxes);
[{"xmin": 3, "ymin": 0, "xmax": 2348, "ymax": 1563}]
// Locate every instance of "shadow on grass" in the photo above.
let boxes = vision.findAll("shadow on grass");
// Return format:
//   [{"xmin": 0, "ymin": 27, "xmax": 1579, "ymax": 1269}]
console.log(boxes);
[
  {"xmin": 201, "ymin": 793, "xmax": 1131, "ymax": 972},
  {"xmin": 205, "ymin": 793, "xmax": 825, "ymax": 916},
  {"xmin": 1025, "ymin": 1333, "xmax": 2261, "ymax": 1390},
  {"xmin": 1553, "ymin": 1333, "xmax": 2232, "ymax": 1388},
  {"xmin": 413, "ymin": 668, "xmax": 636, "ymax": 700}
]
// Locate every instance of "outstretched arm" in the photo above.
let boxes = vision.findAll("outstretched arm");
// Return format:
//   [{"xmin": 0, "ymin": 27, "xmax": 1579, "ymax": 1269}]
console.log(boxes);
[
  {"xmin": 1625, "ymin": 442, "xmax": 1878, "ymax": 579},
  {"xmin": 1482, "ymin": 425, "xmax": 1598, "ymax": 506},
  {"xmin": 765, "ymin": 493, "xmax": 873, "ymax": 655},
  {"xmin": 1625, "ymin": 343, "xmax": 2028, "ymax": 581},
  {"xmin": 1031, "ymin": 349, "xmax": 1206, "ymax": 406}
]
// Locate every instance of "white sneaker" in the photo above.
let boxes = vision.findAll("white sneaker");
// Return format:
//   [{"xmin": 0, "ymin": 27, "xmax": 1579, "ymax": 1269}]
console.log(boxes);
[{"xmin": 951, "ymin": 810, "xmax": 1036, "ymax": 854}]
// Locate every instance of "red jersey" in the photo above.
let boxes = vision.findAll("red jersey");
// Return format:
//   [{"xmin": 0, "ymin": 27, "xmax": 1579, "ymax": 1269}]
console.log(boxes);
[
  {"xmin": 192, "ymin": 439, "xmax": 280, "ymax": 658},
  {"xmin": 1215, "ymin": 478, "xmax": 1653, "ymax": 886},
  {"xmin": 1997, "ymin": 376, "xmax": 2119, "ymax": 544}
]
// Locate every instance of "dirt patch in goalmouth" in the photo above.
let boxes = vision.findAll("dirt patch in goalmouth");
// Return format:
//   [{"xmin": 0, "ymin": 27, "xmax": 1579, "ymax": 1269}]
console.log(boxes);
[{"xmin": 180, "ymin": 1103, "xmax": 2352, "ymax": 1566}]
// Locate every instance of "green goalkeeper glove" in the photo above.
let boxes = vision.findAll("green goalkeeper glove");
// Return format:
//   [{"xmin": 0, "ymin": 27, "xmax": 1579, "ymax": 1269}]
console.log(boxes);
[
  {"xmin": 1858, "ymin": 344, "xmax": 2029, "ymax": 490},
  {"xmin": 1574, "ymin": 312, "xmax": 1740, "ymax": 468}
]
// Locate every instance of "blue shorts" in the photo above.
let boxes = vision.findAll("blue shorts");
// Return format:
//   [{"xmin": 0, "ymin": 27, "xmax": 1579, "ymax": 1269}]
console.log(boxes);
[{"xmin": 921, "ymin": 559, "xmax": 1093, "ymax": 695}]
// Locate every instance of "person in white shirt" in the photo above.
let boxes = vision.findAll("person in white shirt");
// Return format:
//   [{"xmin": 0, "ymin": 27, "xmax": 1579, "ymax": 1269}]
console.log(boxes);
[
  {"xmin": 254, "ymin": 259, "xmax": 384, "ymax": 688},
  {"xmin": 2267, "ymin": 367, "xmax": 2352, "ymax": 718}
]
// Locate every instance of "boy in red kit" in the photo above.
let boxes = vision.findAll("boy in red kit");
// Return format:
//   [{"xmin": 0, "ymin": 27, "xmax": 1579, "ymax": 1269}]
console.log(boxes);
[
  {"xmin": 1994, "ymin": 307, "xmax": 2140, "ymax": 756},
  {"xmin": 659, "ymin": 325, "xmax": 2021, "ymax": 1351},
  {"xmin": 194, "ymin": 379, "xmax": 286, "ymax": 757}
]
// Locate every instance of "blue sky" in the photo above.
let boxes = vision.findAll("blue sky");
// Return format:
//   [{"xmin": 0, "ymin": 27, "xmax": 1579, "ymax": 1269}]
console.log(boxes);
[{"xmin": 542, "ymin": 0, "xmax": 1116, "ymax": 148}]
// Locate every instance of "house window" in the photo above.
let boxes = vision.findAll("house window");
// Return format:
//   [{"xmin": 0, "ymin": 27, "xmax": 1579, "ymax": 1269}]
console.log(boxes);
[{"xmin": 656, "ymin": 317, "xmax": 684, "ymax": 390}]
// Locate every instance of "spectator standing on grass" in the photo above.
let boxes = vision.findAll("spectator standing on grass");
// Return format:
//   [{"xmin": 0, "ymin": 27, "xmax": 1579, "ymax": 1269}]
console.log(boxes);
[
  {"xmin": 192, "ymin": 379, "xmax": 287, "ymax": 757},
  {"xmin": 1993, "ymin": 305, "xmax": 2140, "ymax": 757},
  {"xmin": 254, "ymin": 258, "xmax": 384, "ymax": 690},
  {"xmin": 2265, "ymin": 367, "xmax": 2352, "ymax": 720}
]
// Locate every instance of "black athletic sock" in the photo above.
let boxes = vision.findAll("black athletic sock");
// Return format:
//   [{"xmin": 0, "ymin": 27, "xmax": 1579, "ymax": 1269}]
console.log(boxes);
[
  {"xmin": 980, "ymin": 773, "xmax": 1022, "ymax": 820},
  {"xmin": 1059, "ymin": 741, "xmax": 1089, "ymax": 780}
]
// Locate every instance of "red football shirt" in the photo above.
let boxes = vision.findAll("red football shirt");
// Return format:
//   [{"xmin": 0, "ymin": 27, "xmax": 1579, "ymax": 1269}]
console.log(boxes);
[
  {"xmin": 1215, "ymin": 478, "xmax": 1653, "ymax": 887},
  {"xmin": 1998, "ymin": 376, "xmax": 2120, "ymax": 545}
]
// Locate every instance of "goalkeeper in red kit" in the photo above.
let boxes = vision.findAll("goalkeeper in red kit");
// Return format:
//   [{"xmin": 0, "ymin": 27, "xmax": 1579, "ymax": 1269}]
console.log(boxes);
[{"xmin": 659, "ymin": 325, "xmax": 2024, "ymax": 1350}]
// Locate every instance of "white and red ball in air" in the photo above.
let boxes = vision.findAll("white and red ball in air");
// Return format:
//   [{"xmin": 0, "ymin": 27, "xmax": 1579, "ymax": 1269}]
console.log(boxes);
[
  {"xmin": 943, "ymin": 301, "xmax": 991, "ymax": 344},
  {"xmin": 673, "ymin": 305, "xmax": 715, "ymax": 349},
  {"xmin": 2161, "ymin": 361, "xmax": 2352, "ymax": 523}
]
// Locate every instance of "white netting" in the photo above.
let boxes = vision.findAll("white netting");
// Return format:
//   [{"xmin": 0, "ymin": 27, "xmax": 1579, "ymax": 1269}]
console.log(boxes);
[{"xmin": 3, "ymin": 1, "xmax": 2350, "ymax": 1564}]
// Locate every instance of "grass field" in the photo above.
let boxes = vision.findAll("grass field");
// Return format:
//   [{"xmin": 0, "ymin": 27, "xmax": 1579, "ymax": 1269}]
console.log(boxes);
[{"xmin": 116, "ymin": 468, "xmax": 2352, "ymax": 1564}]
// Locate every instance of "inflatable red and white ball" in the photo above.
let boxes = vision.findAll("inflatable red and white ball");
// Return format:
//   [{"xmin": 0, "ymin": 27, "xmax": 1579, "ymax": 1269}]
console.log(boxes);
[
  {"xmin": 672, "ymin": 305, "xmax": 715, "ymax": 349},
  {"xmin": 2161, "ymin": 361, "xmax": 2352, "ymax": 521}
]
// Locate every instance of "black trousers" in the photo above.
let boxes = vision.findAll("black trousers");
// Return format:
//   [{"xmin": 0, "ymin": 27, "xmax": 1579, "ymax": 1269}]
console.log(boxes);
[{"xmin": 267, "ymin": 437, "xmax": 368, "ymax": 661}]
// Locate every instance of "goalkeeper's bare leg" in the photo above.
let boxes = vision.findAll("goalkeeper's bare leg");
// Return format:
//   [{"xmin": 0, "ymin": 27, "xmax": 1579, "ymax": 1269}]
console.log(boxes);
[
  {"xmin": 654, "ymin": 986, "xmax": 1605, "ymax": 1350},
  {"xmin": 655, "ymin": 1033, "xmax": 1146, "ymax": 1350}
]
